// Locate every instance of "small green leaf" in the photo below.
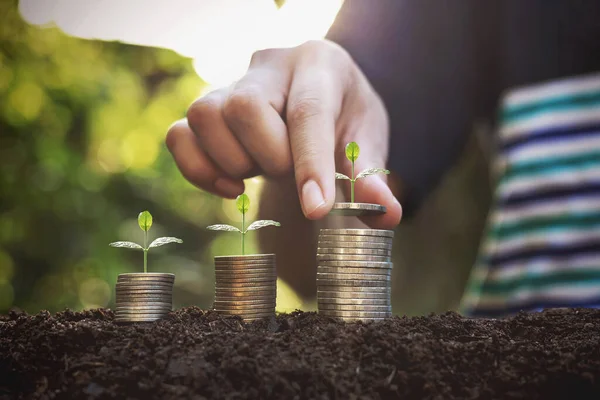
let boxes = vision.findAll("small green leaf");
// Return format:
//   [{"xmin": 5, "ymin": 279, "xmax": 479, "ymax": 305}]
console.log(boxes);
[
  {"xmin": 245, "ymin": 220, "xmax": 281, "ymax": 232},
  {"xmin": 149, "ymin": 237, "xmax": 183, "ymax": 248},
  {"xmin": 138, "ymin": 211, "xmax": 153, "ymax": 232},
  {"xmin": 335, "ymin": 172, "xmax": 351, "ymax": 180},
  {"xmin": 207, "ymin": 224, "xmax": 241, "ymax": 233},
  {"xmin": 356, "ymin": 168, "xmax": 390, "ymax": 179},
  {"xmin": 236, "ymin": 194, "xmax": 250, "ymax": 215},
  {"xmin": 109, "ymin": 241, "xmax": 143, "ymax": 250},
  {"xmin": 345, "ymin": 142, "xmax": 360, "ymax": 162}
]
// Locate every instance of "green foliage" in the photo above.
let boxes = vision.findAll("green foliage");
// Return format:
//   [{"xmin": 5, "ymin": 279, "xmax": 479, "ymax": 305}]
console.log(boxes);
[
  {"xmin": 335, "ymin": 142, "xmax": 390, "ymax": 202},
  {"xmin": 207, "ymin": 194, "xmax": 280, "ymax": 255},
  {"xmin": 236, "ymin": 193, "xmax": 250, "ymax": 215},
  {"xmin": 0, "ymin": 0, "xmax": 210, "ymax": 311},
  {"xmin": 138, "ymin": 211, "xmax": 153, "ymax": 232},
  {"xmin": 345, "ymin": 142, "xmax": 360, "ymax": 162},
  {"xmin": 110, "ymin": 211, "xmax": 182, "ymax": 273}
]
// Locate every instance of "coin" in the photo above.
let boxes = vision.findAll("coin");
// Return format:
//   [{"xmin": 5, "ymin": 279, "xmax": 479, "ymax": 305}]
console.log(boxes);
[
  {"xmin": 317, "ymin": 267, "xmax": 391, "ymax": 275},
  {"xmin": 214, "ymin": 267, "xmax": 275, "ymax": 272},
  {"xmin": 317, "ymin": 261, "xmax": 393, "ymax": 269},
  {"xmin": 215, "ymin": 295, "xmax": 276, "ymax": 302},
  {"xmin": 214, "ymin": 260, "xmax": 276, "ymax": 266},
  {"xmin": 214, "ymin": 271, "xmax": 277, "ymax": 278},
  {"xmin": 317, "ymin": 254, "xmax": 391, "ymax": 262},
  {"xmin": 318, "ymin": 241, "xmax": 393, "ymax": 250},
  {"xmin": 317, "ymin": 285, "xmax": 390, "ymax": 292},
  {"xmin": 316, "ymin": 279, "xmax": 391, "ymax": 287},
  {"xmin": 215, "ymin": 254, "xmax": 275, "ymax": 262},
  {"xmin": 215, "ymin": 287, "xmax": 277, "ymax": 294},
  {"xmin": 214, "ymin": 300, "xmax": 276, "ymax": 307},
  {"xmin": 115, "ymin": 305, "xmax": 172, "ymax": 311},
  {"xmin": 317, "ymin": 235, "xmax": 393, "ymax": 244},
  {"xmin": 116, "ymin": 294, "xmax": 172, "ymax": 301},
  {"xmin": 328, "ymin": 202, "xmax": 387, "ymax": 216},
  {"xmin": 318, "ymin": 310, "xmax": 392, "ymax": 318},
  {"xmin": 318, "ymin": 303, "xmax": 392, "ymax": 311},
  {"xmin": 317, "ymin": 291, "xmax": 390, "ymax": 299},
  {"xmin": 216, "ymin": 282, "xmax": 277, "ymax": 289},
  {"xmin": 215, "ymin": 276, "xmax": 277, "ymax": 283},
  {"xmin": 317, "ymin": 272, "xmax": 391, "ymax": 281},
  {"xmin": 317, "ymin": 248, "xmax": 392, "ymax": 256},
  {"xmin": 317, "ymin": 297, "xmax": 390, "ymax": 305},
  {"xmin": 118, "ymin": 273, "xmax": 174, "ymax": 281},
  {"xmin": 115, "ymin": 283, "xmax": 173, "ymax": 289},
  {"xmin": 215, "ymin": 310, "xmax": 274, "ymax": 317},
  {"xmin": 319, "ymin": 229, "xmax": 394, "ymax": 238},
  {"xmin": 116, "ymin": 301, "xmax": 172, "ymax": 307},
  {"xmin": 115, "ymin": 314, "xmax": 166, "ymax": 321}
]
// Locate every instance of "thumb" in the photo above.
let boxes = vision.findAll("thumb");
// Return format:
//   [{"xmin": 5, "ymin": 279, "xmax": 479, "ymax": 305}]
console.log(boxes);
[{"xmin": 353, "ymin": 172, "xmax": 402, "ymax": 229}]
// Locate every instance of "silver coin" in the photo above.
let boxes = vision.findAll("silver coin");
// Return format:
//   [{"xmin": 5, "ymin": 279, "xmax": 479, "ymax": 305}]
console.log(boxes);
[
  {"xmin": 318, "ymin": 310, "xmax": 392, "ymax": 318},
  {"xmin": 317, "ymin": 261, "xmax": 393, "ymax": 269},
  {"xmin": 115, "ymin": 306, "xmax": 172, "ymax": 311},
  {"xmin": 115, "ymin": 315, "xmax": 166, "ymax": 321},
  {"xmin": 215, "ymin": 277, "xmax": 277, "ymax": 285},
  {"xmin": 317, "ymin": 235, "xmax": 393, "ymax": 244},
  {"xmin": 317, "ymin": 297, "xmax": 390, "ymax": 305},
  {"xmin": 316, "ymin": 279, "xmax": 391, "ymax": 287},
  {"xmin": 317, "ymin": 241, "xmax": 393, "ymax": 251},
  {"xmin": 214, "ymin": 300, "xmax": 277, "ymax": 307},
  {"xmin": 317, "ymin": 254, "xmax": 391, "ymax": 262},
  {"xmin": 215, "ymin": 306, "xmax": 275, "ymax": 313},
  {"xmin": 215, "ymin": 295, "xmax": 277, "ymax": 302},
  {"xmin": 117, "ymin": 274, "xmax": 174, "ymax": 281},
  {"xmin": 214, "ymin": 271, "xmax": 277, "ymax": 278},
  {"xmin": 317, "ymin": 291, "xmax": 390, "ymax": 299},
  {"xmin": 116, "ymin": 294, "xmax": 172, "ymax": 301},
  {"xmin": 115, "ymin": 301, "xmax": 172, "ymax": 307},
  {"xmin": 216, "ymin": 282, "xmax": 277, "ymax": 289},
  {"xmin": 115, "ymin": 312, "xmax": 171, "ymax": 317},
  {"xmin": 215, "ymin": 309, "xmax": 274, "ymax": 317},
  {"xmin": 215, "ymin": 265, "xmax": 276, "ymax": 275},
  {"xmin": 215, "ymin": 285, "xmax": 277, "ymax": 291},
  {"xmin": 317, "ymin": 284, "xmax": 390, "ymax": 292},
  {"xmin": 318, "ymin": 303, "xmax": 392, "ymax": 311},
  {"xmin": 116, "ymin": 283, "xmax": 173, "ymax": 289},
  {"xmin": 317, "ymin": 266, "xmax": 391, "ymax": 275},
  {"xmin": 328, "ymin": 202, "xmax": 387, "ymax": 216},
  {"xmin": 317, "ymin": 248, "xmax": 392, "ymax": 256},
  {"xmin": 215, "ymin": 287, "xmax": 277, "ymax": 294},
  {"xmin": 319, "ymin": 229, "xmax": 394, "ymax": 238},
  {"xmin": 214, "ymin": 260, "xmax": 276, "ymax": 265},
  {"xmin": 317, "ymin": 272, "xmax": 391, "ymax": 281},
  {"xmin": 215, "ymin": 254, "xmax": 275, "ymax": 262}
]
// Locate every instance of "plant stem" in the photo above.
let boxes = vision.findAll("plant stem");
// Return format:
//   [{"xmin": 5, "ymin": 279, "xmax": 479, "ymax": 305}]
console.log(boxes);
[
  {"xmin": 143, "ymin": 230, "xmax": 148, "ymax": 273},
  {"xmin": 351, "ymin": 161, "xmax": 355, "ymax": 203},
  {"xmin": 241, "ymin": 211, "xmax": 245, "ymax": 255}
]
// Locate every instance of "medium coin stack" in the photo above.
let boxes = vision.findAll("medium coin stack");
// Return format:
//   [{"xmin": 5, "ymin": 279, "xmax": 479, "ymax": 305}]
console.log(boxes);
[
  {"xmin": 317, "ymin": 228, "xmax": 393, "ymax": 322},
  {"xmin": 115, "ymin": 273, "xmax": 174, "ymax": 323},
  {"xmin": 213, "ymin": 254, "xmax": 277, "ymax": 322}
]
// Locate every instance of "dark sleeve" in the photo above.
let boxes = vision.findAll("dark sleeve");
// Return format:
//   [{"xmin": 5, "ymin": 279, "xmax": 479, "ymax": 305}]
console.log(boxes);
[{"xmin": 326, "ymin": 0, "xmax": 483, "ymax": 215}]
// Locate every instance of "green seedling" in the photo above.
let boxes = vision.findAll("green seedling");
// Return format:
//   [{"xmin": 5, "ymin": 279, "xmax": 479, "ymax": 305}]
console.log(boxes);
[
  {"xmin": 207, "ymin": 193, "xmax": 280, "ymax": 255},
  {"xmin": 335, "ymin": 141, "xmax": 390, "ymax": 202},
  {"xmin": 109, "ymin": 211, "xmax": 183, "ymax": 273}
]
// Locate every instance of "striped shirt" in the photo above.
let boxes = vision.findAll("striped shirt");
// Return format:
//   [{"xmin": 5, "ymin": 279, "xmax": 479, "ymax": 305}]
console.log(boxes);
[{"xmin": 461, "ymin": 72, "xmax": 600, "ymax": 317}]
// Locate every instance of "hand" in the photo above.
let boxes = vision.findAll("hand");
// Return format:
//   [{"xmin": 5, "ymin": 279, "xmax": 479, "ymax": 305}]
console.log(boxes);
[{"xmin": 166, "ymin": 40, "xmax": 402, "ymax": 229}]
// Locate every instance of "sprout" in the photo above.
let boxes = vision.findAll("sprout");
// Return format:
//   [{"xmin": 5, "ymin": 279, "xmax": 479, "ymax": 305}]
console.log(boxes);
[
  {"xmin": 109, "ymin": 210, "xmax": 183, "ymax": 273},
  {"xmin": 335, "ymin": 142, "xmax": 390, "ymax": 202},
  {"xmin": 207, "ymin": 193, "xmax": 280, "ymax": 255}
]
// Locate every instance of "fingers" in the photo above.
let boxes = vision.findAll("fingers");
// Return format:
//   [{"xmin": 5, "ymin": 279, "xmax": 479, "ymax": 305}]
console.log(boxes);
[
  {"xmin": 166, "ymin": 119, "xmax": 245, "ymax": 198},
  {"xmin": 222, "ymin": 68, "xmax": 292, "ymax": 177},
  {"xmin": 187, "ymin": 89, "xmax": 256, "ymax": 179},
  {"xmin": 287, "ymin": 69, "xmax": 341, "ymax": 219},
  {"xmin": 353, "ymin": 173, "xmax": 403, "ymax": 229}
]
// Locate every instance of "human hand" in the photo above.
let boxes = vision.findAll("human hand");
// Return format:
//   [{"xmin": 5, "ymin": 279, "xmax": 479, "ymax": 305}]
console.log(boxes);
[{"xmin": 166, "ymin": 40, "xmax": 402, "ymax": 229}]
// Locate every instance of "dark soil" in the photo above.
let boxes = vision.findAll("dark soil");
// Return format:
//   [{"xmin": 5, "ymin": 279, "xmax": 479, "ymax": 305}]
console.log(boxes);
[{"xmin": 1, "ymin": 307, "xmax": 600, "ymax": 399}]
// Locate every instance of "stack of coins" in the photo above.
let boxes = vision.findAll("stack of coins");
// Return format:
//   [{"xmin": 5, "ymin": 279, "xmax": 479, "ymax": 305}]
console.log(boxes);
[
  {"xmin": 115, "ymin": 273, "xmax": 174, "ymax": 323},
  {"xmin": 317, "ymin": 228, "xmax": 393, "ymax": 322},
  {"xmin": 213, "ymin": 254, "xmax": 277, "ymax": 322}
]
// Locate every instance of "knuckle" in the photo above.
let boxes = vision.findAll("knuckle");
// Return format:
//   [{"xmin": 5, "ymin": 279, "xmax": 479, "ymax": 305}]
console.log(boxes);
[
  {"xmin": 287, "ymin": 96, "xmax": 323, "ymax": 123},
  {"xmin": 187, "ymin": 95, "xmax": 222, "ymax": 127},
  {"xmin": 223, "ymin": 86, "xmax": 263, "ymax": 121},
  {"xmin": 250, "ymin": 48, "xmax": 285, "ymax": 65},
  {"xmin": 264, "ymin": 156, "xmax": 293, "ymax": 178}
]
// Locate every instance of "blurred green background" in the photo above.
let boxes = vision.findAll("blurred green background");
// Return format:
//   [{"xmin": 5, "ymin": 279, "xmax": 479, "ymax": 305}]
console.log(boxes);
[{"xmin": 0, "ymin": 0, "xmax": 491, "ymax": 316}]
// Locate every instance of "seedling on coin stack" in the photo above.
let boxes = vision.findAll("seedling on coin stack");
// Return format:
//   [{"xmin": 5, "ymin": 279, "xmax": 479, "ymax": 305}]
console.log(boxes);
[
  {"xmin": 317, "ymin": 142, "xmax": 395, "ymax": 322},
  {"xmin": 109, "ymin": 211, "xmax": 182, "ymax": 323},
  {"xmin": 207, "ymin": 194, "xmax": 281, "ymax": 322},
  {"xmin": 332, "ymin": 141, "xmax": 390, "ymax": 216}
]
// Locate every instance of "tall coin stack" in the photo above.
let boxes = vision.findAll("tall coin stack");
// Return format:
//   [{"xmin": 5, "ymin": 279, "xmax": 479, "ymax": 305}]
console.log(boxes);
[
  {"xmin": 317, "ymin": 228, "xmax": 394, "ymax": 321},
  {"xmin": 115, "ymin": 273, "xmax": 174, "ymax": 323},
  {"xmin": 213, "ymin": 254, "xmax": 277, "ymax": 322}
]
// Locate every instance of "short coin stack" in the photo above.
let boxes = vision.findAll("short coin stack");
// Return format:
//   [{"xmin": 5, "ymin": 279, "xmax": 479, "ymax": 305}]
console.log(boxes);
[
  {"xmin": 317, "ymin": 228, "xmax": 394, "ymax": 321},
  {"xmin": 213, "ymin": 254, "xmax": 277, "ymax": 322},
  {"xmin": 115, "ymin": 273, "xmax": 174, "ymax": 323}
]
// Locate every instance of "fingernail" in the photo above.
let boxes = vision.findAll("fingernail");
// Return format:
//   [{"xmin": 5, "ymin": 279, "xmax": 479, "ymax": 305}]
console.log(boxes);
[
  {"xmin": 301, "ymin": 179, "xmax": 326, "ymax": 217},
  {"xmin": 215, "ymin": 178, "xmax": 243, "ymax": 198}
]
